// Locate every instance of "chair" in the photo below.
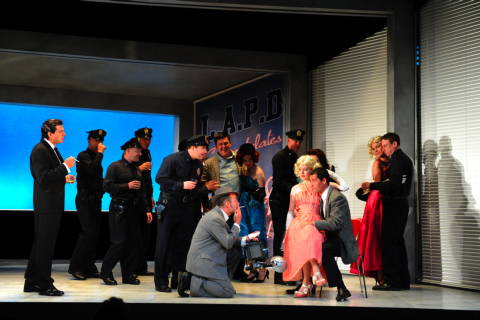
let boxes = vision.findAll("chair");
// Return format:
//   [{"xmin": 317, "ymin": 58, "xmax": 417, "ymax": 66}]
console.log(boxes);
[{"xmin": 351, "ymin": 217, "xmax": 368, "ymax": 298}]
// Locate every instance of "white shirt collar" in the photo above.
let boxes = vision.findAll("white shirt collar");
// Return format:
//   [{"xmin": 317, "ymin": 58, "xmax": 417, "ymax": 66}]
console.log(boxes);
[
  {"xmin": 321, "ymin": 186, "xmax": 331, "ymax": 214},
  {"xmin": 220, "ymin": 208, "xmax": 229, "ymax": 221},
  {"xmin": 43, "ymin": 138, "xmax": 56, "ymax": 150}
]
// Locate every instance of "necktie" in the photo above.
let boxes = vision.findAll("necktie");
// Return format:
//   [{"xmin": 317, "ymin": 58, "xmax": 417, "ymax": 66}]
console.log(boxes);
[
  {"xmin": 53, "ymin": 147, "xmax": 63, "ymax": 164},
  {"xmin": 320, "ymin": 198, "xmax": 325, "ymax": 219}
]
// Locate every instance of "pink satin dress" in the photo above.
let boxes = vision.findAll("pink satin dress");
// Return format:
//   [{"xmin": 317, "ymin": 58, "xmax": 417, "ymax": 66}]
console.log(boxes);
[{"xmin": 283, "ymin": 183, "xmax": 325, "ymax": 281}]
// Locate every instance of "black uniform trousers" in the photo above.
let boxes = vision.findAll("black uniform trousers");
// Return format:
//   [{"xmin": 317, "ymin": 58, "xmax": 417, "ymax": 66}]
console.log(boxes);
[
  {"xmin": 25, "ymin": 212, "xmax": 62, "ymax": 289},
  {"xmin": 69, "ymin": 192, "xmax": 102, "ymax": 274},
  {"xmin": 136, "ymin": 212, "xmax": 155, "ymax": 273},
  {"xmin": 154, "ymin": 197, "xmax": 201, "ymax": 288},
  {"xmin": 100, "ymin": 200, "xmax": 141, "ymax": 280},
  {"xmin": 322, "ymin": 235, "xmax": 345, "ymax": 288},
  {"xmin": 382, "ymin": 198, "xmax": 410, "ymax": 288},
  {"xmin": 269, "ymin": 189, "xmax": 290, "ymax": 256}
]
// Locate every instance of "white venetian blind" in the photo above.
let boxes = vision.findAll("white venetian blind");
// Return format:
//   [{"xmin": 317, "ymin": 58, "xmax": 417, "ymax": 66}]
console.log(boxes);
[
  {"xmin": 311, "ymin": 28, "xmax": 388, "ymax": 221},
  {"xmin": 420, "ymin": 0, "xmax": 480, "ymax": 290}
]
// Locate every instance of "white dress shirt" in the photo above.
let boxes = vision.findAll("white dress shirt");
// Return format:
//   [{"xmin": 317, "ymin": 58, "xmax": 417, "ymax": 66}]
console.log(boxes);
[{"xmin": 44, "ymin": 138, "xmax": 70, "ymax": 173}]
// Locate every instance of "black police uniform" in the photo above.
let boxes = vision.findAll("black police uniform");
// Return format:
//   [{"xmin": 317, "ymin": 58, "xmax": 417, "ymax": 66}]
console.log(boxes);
[
  {"xmin": 134, "ymin": 128, "xmax": 155, "ymax": 275},
  {"xmin": 269, "ymin": 129, "xmax": 304, "ymax": 284},
  {"xmin": 69, "ymin": 129, "xmax": 107, "ymax": 278},
  {"xmin": 370, "ymin": 148, "xmax": 413, "ymax": 289},
  {"xmin": 100, "ymin": 139, "xmax": 149, "ymax": 283},
  {"xmin": 154, "ymin": 135, "xmax": 209, "ymax": 291}
]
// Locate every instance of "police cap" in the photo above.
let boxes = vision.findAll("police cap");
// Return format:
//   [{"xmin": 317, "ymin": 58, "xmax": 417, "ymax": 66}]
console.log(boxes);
[
  {"xmin": 121, "ymin": 137, "xmax": 142, "ymax": 150},
  {"xmin": 185, "ymin": 135, "xmax": 209, "ymax": 148},
  {"xmin": 285, "ymin": 129, "xmax": 306, "ymax": 142},
  {"xmin": 87, "ymin": 129, "xmax": 107, "ymax": 141},
  {"xmin": 134, "ymin": 127, "xmax": 153, "ymax": 139}
]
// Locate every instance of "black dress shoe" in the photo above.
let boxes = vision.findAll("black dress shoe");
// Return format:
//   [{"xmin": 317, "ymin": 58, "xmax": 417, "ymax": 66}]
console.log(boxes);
[
  {"xmin": 177, "ymin": 272, "xmax": 191, "ymax": 298},
  {"xmin": 286, "ymin": 283, "xmax": 302, "ymax": 295},
  {"xmin": 100, "ymin": 276, "xmax": 118, "ymax": 285},
  {"xmin": 24, "ymin": 281, "xmax": 41, "ymax": 293},
  {"xmin": 372, "ymin": 283, "xmax": 403, "ymax": 291},
  {"xmin": 70, "ymin": 271, "xmax": 87, "ymax": 280},
  {"xmin": 156, "ymin": 285, "xmax": 172, "ymax": 293},
  {"xmin": 122, "ymin": 277, "xmax": 141, "ymax": 285},
  {"xmin": 336, "ymin": 287, "xmax": 351, "ymax": 302},
  {"xmin": 39, "ymin": 286, "xmax": 64, "ymax": 296}
]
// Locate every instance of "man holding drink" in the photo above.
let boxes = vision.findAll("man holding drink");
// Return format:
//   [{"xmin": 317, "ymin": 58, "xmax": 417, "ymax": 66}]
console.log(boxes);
[{"xmin": 100, "ymin": 137, "xmax": 152, "ymax": 286}]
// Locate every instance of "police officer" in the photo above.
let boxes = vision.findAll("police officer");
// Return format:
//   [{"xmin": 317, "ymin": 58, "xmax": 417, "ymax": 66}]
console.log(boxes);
[
  {"xmin": 68, "ymin": 129, "xmax": 107, "ymax": 280},
  {"xmin": 154, "ymin": 135, "xmax": 218, "ymax": 292},
  {"xmin": 134, "ymin": 127, "xmax": 155, "ymax": 276},
  {"xmin": 269, "ymin": 129, "xmax": 305, "ymax": 285},
  {"xmin": 361, "ymin": 132, "xmax": 413, "ymax": 291},
  {"xmin": 100, "ymin": 138, "xmax": 153, "ymax": 285}
]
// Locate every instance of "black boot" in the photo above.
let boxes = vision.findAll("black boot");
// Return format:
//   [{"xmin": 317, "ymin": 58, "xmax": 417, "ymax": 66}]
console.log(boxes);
[
  {"xmin": 177, "ymin": 271, "xmax": 191, "ymax": 298},
  {"xmin": 336, "ymin": 286, "xmax": 351, "ymax": 302}
]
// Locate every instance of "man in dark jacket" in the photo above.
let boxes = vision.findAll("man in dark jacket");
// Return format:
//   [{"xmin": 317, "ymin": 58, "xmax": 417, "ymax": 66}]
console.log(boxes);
[
  {"xmin": 24, "ymin": 119, "xmax": 76, "ymax": 296},
  {"xmin": 361, "ymin": 132, "xmax": 413, "ymax": 291},
  {"xmin": 68, "ymin": 129, "xmax": 107, "ymax": 280},
  {"xmin": 269, "ymin": 129, "xmax": 305, "ymax": 284},
  {"xmin": 310, "ymin": 168, "xmax": 358, "ymax": 302},
  {"xmin": 154, "ymin": 135, "xmax": 218, "ymax": 292},
  {"xmin": 134, "ymin": 127, "xmax": 155, "ymax": 276},
  {"xmin": 100, "ymin": 138, "xmax": 152, "ymax": 286}
]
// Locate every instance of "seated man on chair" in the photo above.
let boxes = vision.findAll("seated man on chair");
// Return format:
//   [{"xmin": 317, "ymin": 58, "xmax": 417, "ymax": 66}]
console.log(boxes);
[
  {"xmin": 179, "ymin": 187, "xmax": 259, "ymax": 298},
  {"xmin": 308, "ymin": 168, "xmax": 359, "ymax": 302}
]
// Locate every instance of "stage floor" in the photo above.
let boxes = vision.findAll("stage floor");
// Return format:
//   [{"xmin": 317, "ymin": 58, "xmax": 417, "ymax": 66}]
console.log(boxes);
[{"xmin": 1, "ymin": 260, "xmax": 479, "ymax": 312}]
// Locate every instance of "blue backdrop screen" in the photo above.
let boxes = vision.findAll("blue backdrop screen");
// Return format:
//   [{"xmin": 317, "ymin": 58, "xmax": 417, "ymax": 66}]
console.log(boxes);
[{"xmin": 0, "ymin": 103, "xmax": 175, "ymax": 211}]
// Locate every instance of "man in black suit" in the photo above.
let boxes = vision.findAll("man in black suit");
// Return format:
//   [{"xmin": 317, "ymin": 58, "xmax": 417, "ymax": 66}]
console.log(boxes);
[
  {"xmin": 361, "ymin": 132, "xmax": 413, "ymax": 291},
  {"xmin": 68, "ymin": 129, "xmax": 107, "ymax": 280},
  {"xmin": 269, "ymin": 129, "xmax": 305, "ymax": 285},
  {"xmin": 24, "ymin": 119, "xmax": 76, "ymax": 296}
]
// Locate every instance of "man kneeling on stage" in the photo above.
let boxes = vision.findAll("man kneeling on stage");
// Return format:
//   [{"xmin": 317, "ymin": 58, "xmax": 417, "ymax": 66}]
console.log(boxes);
[{"xmin": 179, "ymin": 187, "xmax": 259, "ymax": 298}]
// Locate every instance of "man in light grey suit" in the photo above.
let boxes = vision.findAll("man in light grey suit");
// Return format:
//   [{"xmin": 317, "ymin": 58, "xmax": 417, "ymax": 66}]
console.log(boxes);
[
  {"xmin": 184, "ymin": 187, "xmax": 258, "ymax": 298},
  {"xmin": 309, "ymin": 167, "xmax": 359, "ymax": 302}
]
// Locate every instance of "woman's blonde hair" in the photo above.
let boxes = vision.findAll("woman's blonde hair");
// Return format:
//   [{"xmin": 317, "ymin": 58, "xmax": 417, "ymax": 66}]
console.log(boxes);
[
  {"xmin": 294, "ymin": 155, "xmax": 321, "ymax": 178},
  {"xmin": 368, "ymin": 136, "xmax": 382, "ymax": 157}
]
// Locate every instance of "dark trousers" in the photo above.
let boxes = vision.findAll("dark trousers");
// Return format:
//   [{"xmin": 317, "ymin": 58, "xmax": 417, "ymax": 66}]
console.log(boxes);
[
  {"xmin": 269, "ymin": 190, "xmax": 290, "ymax": 256},
  {"xmin": 154, "ymin": 200, "xmax": 201, "ymax": 288},
  {"xmin": 100, "ymin": 206, "xmax": 141, "ymax": 280},
  {"xmin": 322, "ymin": 236, "xmax": 344, "ymax": 288},
  {"xmin": 136, "ymin": 212, "xmax": 155, "ymax": 273},
  {"xmin": 382, "ymin": 199, "xmax": 410, "ymax": 288},
  {"xmin": 25, "ymin": 212, "xmax": 62, "ymax": 289},
  {"xmin": 69, "ymin": 193, "xmax": 102, "ymax": 274}
]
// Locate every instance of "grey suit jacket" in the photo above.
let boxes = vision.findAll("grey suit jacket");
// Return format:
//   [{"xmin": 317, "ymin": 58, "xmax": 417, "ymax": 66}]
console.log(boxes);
[
  {"xmin": 186, "ymin": 206, "xmax": 241, "ymax": 281},
  {"xmin": 314, "ymin": 187, "xmax": 359, "ymax": 264}
]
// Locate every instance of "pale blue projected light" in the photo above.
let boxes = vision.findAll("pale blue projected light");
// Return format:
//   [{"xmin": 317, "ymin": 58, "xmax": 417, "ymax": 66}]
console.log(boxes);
[{"xmin": 0, "ymin": 103, "xmax": 175, "ymax": 211}]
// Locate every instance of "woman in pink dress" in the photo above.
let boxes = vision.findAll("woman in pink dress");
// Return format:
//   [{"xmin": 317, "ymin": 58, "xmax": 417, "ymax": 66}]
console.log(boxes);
[
  {"xmin": 283, "ymin": 155, "xmax": 327, "ymax": 298},
  {"xmin": 351, "ymin": 136, "xmax": 389, "ymax": 285}
]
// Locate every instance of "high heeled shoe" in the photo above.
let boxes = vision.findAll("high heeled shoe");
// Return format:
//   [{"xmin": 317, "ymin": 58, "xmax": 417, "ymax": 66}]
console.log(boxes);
[
  {"xmin": 241, "ymin": 270, "xmax": 258, "ymax": 283},
  {"xmin": 294, "ymin": 284, "xmax": 313, "ymax": 298},
  {"xmin": 312, "ymin": 272, "xmax": 327, "ymax": 287},
  {"xmin": 253, "ymin": 269, "xmax": 269, "ymax": 283}
]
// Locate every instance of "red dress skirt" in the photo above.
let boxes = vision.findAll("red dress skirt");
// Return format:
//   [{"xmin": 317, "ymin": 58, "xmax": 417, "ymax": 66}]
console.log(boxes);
[{"xmin": 350, "ymin": 190, "xmax": 383, "ymax": 277}]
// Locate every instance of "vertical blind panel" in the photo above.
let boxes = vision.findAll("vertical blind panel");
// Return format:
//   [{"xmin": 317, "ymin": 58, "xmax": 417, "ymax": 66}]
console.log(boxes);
[
  {"xmin": 420, "ymin": 0, "xmax": 480, "ymax": 290},
  {"xmin": 311, "ymin": 28, "xmax": 387, "ymax": 222}
]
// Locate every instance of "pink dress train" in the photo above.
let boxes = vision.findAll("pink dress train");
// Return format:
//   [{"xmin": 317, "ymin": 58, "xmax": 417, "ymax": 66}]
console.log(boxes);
[{"xmin": 283, "ymin": 183, "xmax": 325, "ymax": 281}]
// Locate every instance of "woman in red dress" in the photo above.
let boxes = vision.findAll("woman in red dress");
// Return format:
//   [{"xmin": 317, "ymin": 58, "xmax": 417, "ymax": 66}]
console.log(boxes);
[{"xmin": 351, "ymin": 136, "xmax": 389, "ymax": 285}]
